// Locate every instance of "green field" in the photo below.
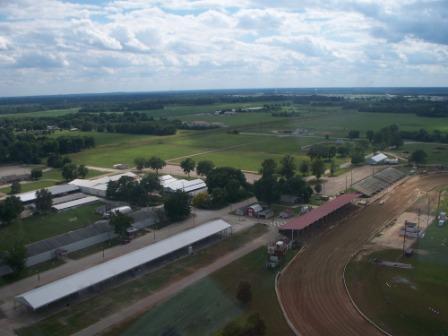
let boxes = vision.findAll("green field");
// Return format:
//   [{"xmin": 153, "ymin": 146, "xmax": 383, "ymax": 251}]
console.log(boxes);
[
  {"xmin": 0, "ymin": 203, "xmax": 101, "ymax": 251},
  {"xmin": 0, "ymin": 108, "xmax": 79, "ymax": 119},
  {"xmin": 17, "ymin": 224, "xmax": 268, "ymax": 336},
  {"xmin": 346, "ymin": 213, "xmax": 448, "ymax": 335},
  {"xmin": 118, "ymin": 247, "xmax": 293, "ymax": 336},
  {"xmin": 0, "ymin": 168, "xmax": 104, "ymax": 194},
  {"xmin": 397, "ymin": 142, "xmax": 448, "ymax": 164}
]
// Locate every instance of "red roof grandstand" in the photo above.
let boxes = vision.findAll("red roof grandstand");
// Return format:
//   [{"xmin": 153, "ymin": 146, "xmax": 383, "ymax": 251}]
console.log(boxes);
[{"xmin": 280, "ymin": 193, "xmax": 359, "ymax": 231}]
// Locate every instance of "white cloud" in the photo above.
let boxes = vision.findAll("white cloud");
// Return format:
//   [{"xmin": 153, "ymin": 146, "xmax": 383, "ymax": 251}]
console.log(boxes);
[{"xmin": 0, "ymin": 0, "xmax": 446, "ymax": 96}]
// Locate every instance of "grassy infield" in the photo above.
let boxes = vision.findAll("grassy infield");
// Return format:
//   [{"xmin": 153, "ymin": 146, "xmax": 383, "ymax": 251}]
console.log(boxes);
[{"xmin": 346, "ymin": 192, "xmax": 448, "ymax": 336}]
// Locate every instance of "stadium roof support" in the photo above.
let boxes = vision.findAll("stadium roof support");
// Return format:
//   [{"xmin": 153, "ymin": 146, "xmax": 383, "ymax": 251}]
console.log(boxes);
[
  {"xmin": 280, "ymin": 193, "xmax": 359, "ymax": 231},
  {"xmin": 16, "ymin": 219, "xmax": 231, "ymax": 310}
]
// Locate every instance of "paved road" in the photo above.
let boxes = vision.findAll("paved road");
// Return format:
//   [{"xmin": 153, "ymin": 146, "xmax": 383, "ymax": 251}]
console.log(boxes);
[
  {"xmin": 73, "ymin": 233, "xmax": 270, "ymax": 336},
  {"xmin": 278, "ymin": 174, "xmax": 448, "ymax": 336}
]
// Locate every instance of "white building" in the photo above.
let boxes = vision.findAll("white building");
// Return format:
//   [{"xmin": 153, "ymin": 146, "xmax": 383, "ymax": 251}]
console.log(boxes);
[
  {"xmin": 159, "ymin": 175, "xmax": 207, "ymax": 196},
  {"xmin": 367, "ymin": 152, "xmax": 388, "ymax": 165},
  {"xmin": 70, "ymin": 172, "xmax": 138, "ymax": 197}
]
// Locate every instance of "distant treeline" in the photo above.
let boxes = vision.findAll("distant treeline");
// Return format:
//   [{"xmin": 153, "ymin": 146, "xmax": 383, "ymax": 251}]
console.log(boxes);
[
  {"xmin": 0, "ymin": 129, "xmax": 95, "ymax": 164},
  {"xmin": 401, "ymin": 129, "xmax": 448, "ymax": 143},
  {"xmin": 0, "ymin": 112, "xmax": 179, "ymax": 136}
]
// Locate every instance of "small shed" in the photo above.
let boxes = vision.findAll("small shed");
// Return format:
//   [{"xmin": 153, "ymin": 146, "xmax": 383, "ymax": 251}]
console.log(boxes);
[
  {"xmin": 367, "ymin": 153, "xmax": 387, "ymax": 165},
  {"xmin": 247, "ymin": 204, "xmax": 263, "ymax": 217}
]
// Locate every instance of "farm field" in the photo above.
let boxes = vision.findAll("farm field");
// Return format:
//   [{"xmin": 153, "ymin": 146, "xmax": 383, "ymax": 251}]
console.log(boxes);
[
  {"xmin": 0, "ymin": 203, "xmax": 101, "ymax": 251},
  {"xmin": 0, "ymin": 108, "xmax": 79, "ymax": 119},
  {"xmin": 346, "ymin": 216, "xmax": 448, "ymax": 336},
  {"xmin": 112, "ymin": 247, "xmax": 293, "ymax": 336},
  {"xmin": 16, "ymin": 224, "xmax": 268, "ymax": 336}
]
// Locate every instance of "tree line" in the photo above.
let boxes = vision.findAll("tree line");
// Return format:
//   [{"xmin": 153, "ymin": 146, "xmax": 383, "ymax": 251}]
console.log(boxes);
[{"xmin": 0, "ymin": 129, "xmax": 95, "ymax": 164}]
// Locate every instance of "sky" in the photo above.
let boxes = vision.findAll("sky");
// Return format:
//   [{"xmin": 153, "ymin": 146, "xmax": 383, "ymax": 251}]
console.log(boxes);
[{"xmin": 0, "ymin": 0, "xmax": 447, "ymax": 96}]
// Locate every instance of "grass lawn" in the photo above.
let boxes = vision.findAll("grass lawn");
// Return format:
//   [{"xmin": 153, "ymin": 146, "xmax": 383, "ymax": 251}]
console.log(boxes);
[
  {"xmin": 346, "ymin": 216, "xmax": 448, "ymax": 335},
  {"xmin": 0, "ymin": 259, "xmax": 65, "ymax": 287},
  {"xmin": 396, "ymin": 142, "xmax": 448, "ymax": 164},
  {"xmin": 0, "ymin": 203, "xmax": 101, "ymax": 252},
  {"xmin": 0, "ymin": 169, "xmax": 104, "ymax": 194},
  {"xmin": 115, "ymin": 247, "xmax": 294, "ymax": 336},
  {"xmin": 16, "ymin": 224, "xmax": 268, "ymax": 336}
]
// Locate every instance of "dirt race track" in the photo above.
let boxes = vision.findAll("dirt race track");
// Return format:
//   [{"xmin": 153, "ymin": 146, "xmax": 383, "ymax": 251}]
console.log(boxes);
[{"xmin": 278, "ymin": 174, "xmax": 448, "ymax": 336}]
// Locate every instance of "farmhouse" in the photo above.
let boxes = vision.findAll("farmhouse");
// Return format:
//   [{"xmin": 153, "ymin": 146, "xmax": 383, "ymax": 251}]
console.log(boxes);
[
  {"xmin": 69, "ymin": 172, "xmax": 138, "ymax": 197},
  {"xmin": 16, "ymin": 219, "xmax": 231, "ymax": 310}
]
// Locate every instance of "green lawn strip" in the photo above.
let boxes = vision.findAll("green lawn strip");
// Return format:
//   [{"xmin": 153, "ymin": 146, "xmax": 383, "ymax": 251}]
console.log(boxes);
[
  {"xmin": 0, "ymin": 180, "xmax": 58, "ymax": 194},
  {"xmin": 0, "ymin": 108, "xmax": 79, "ymax": 119},
  {"xmin": 396, "ymin": 142, "xmax": 448, "ymax": 164},
  {"xmin": 122, "ymin": 278, "xmax": 241, "ymax": 336},
  {"xmin": 16, "ymin": 224, "xmax": 268, "ymax": 336},
  {"xmin": 0, "ymin": 259, "xmax": 65, "ymax": 287},
  {"xmin": 0, "ymin": 203, "xmax": 102, "ymax": 251},
  {"xmin": 346, "ymin": 221, "xmax": 448, "ymax": 336}
]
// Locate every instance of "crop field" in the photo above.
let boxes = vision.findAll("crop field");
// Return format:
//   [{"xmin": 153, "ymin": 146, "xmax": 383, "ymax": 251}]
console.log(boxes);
[
  {"xmin": 346, "ymin": 217, "xmax": 448, "ymax": 336},
  {"xmin": 0, "ymin": 203, "xmax": 101, "ymax": 251},
  {"xmin": 118, "ymin": 247, "xmax": 293, "ymax": 336}
]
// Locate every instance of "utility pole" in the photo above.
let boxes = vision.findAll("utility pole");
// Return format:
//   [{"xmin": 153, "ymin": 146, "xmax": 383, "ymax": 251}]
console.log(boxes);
[
  {"xmin": 402, "ymin": 227, "xmax": 407, "ymax": 256},
  {"xmin": 350, "ymin": 168, "xmax": 353, "ymax": 187},
  {"xmin": 427, "ymin": 192, "xmax": 431, "ymax": 227}
]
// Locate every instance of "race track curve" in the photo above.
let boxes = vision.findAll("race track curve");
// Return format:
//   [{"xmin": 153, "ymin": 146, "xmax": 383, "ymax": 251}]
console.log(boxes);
[{"xmin": 278, "ymin": 174, "xmax": 448, "ymax": 336}]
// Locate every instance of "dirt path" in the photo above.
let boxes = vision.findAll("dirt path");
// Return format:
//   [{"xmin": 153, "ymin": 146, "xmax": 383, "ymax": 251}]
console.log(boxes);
[
  {"xmin": 73, "ymin": 233, "xmax": 270, "ymax": 336},
  {"xmin": 277, "ymin": 174, "xmax": 448, "ymax": 336}
]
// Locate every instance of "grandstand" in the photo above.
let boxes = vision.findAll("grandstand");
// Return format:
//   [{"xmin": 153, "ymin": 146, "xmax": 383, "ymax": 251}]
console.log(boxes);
[{"xmin": 352, "ymin": 167, "xmax": 405, "ymax": 197}]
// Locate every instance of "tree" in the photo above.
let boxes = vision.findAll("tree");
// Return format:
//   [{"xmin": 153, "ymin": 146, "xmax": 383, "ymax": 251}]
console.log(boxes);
[
  {"xmin": 35, "ymin": 188, "xmax": 53, "ymax": 213},
  {"xmin": 164, "ymin": 191, "xmax": 191, "ymax": 222},
  {"xmin": 77, "ymin": 164, "xmax": 89, "ymax": 178},
  {"xmin": 4, "ymin": 241, "xmax": 26, "ymax": 275},
  {"xmin": 348, "ymin": 130, "xmax": 360, "ymax": 139},
  {"xmin": 311, "ymin": 158, "xmax": 325, "ymax": 180},
  {"xmin": 314, "ymin": 183, "xmax": 322, "ymax": 194},
  {"xmin": 245, "ymin": 313, "xmax": 266, "ymax": 336},
  {"xmin": 260, "ymin": 159, "xmax": 277, "ymax": 178},
  {"xmin": 62, "ymin": 163, "xmax": 78, "ymax": 181},
  {"xmin": 236, "ymin": 281, "xmax": 252, "ymax": 305},
  {"xmin": 140, "ymin": 173, "xmax": 161, "ymax": 192},
  {"xmin": 147, "ymin": 156, "xmax": 166, "ymax": 175},
  {"xmin": 299, "ymin": 160, "xmax": 310, "ymax": 176},
  {"xmin": 109, "ymin": 212, "xmax": 133, "ymax": 239},
  {"xmin": 254, "ymin": 176, "xmax": 280, "ymax": 205},
  {"xmin": 351, "ymin": 149, "xmax": 365, "ymax": 165},
  {"xmin": 280, "ymin": 176, "xmax": 313, "ymax": 203},
  {"xmin": 134, "ymin": 157, "xmax": 146, "ymax": 171},
  {"xmin": 180, "ymin": 158, "xmax": 195, "ymax": 177},
  {"xmin": 366, "ymin": 130, "xmax": 374, "ymax": 143},
  {"xmin": 30, "ymin": 168, "xmax": 43, "ymax": 180},
  {"xmin": 330, "ymin": 160, "xmax": 337, "ymax": 176},
  {"xmin": 409, "ymin": 149, "xmax": 427, "ymax": 164},
  {"xmin": 192, "ymin": 192, "xmax": 210, "ymax": 209},
  {"xmin": 10, "ymin": 181, "xmax": 21, "ymax": 194},
  {"xmin": 196, "ymin": 160, "xmax": 215, "ymax": 177},
  {"xmin": 206, "ymin": 167, "xmax": 248, "ymax": 204},
  {"xmin": 0, "ymin": 196, "xmax": 24, "ymax": 225},
  {"xmin": 279, "ymin": 155, "xmax": 296, "ymax": 179}
]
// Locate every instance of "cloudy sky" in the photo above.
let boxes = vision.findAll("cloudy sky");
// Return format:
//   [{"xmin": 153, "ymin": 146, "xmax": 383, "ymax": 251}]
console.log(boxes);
[{"xmin": 0, "ymin": 0, "xmax": 447, "ymax": 96}]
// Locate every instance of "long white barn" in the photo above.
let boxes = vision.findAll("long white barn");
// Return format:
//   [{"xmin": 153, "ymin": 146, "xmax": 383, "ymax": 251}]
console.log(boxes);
[{"xmin": 16, "ymin": 219, "xmax": 231, "ymax": 310}]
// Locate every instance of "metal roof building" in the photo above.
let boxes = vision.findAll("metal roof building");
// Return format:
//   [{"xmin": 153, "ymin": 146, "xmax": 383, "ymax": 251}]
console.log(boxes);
[
  {"xmin": 159, "ymin": 175, "xmax": 207, "ymax": 195},
  {"xmin": 367, "ymin": 152, "xmax": 387, "ymax": 165},
  {"xmin": 69, "ymin": 172, "xmax": 138, "ymax": 197},
  {"xmin": 16, "ymin": 219, "xmax": 231, "ymax": 310},
  {"xmin": 52, "ymin": 196, "xmax": 100, "ymax": 211},
  {"xmin": 280, "ymin": 193, "xmax": 359, "ymax": 231},
  {"xmin": 17, "ymin": 184, "xmax": 80, "ymax": 203}
]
